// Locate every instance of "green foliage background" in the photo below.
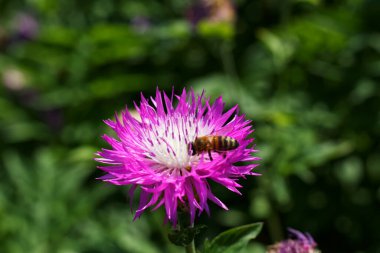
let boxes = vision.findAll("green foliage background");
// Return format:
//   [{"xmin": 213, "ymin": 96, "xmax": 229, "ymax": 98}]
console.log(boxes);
[{"xmin": 1, "ymin": 0, "xmax": 380, "ymax": 252}]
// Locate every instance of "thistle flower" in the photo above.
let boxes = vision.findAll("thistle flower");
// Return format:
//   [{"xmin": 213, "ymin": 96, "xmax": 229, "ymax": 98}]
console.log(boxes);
[
  {"xmin": 187, "ymin": 0, "xmax": 236, "ymax": 26},
  {"xmin": 131, "ymin": 16, "xmax": 151, "ymax": 33},
  {"xmin": 267, "ymin": 228, "xmax": 320, "ymax": 253},
  {"xmin": 96, "ymin": 88, "xmax": 259, "ymax": 225},
  {"xmin": 13, "ymin": 13, "xmax": 39, "ymax": 41}
]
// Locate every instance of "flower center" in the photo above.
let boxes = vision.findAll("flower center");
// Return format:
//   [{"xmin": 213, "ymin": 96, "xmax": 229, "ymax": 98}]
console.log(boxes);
[{"xmin": 141, "ymin": 113, "xmax": 212, "ymax": 171}]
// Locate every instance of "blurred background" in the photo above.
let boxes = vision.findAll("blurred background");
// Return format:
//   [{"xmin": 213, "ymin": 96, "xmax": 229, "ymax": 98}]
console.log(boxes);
[{"xmin": 1, "ymin": 0, "xmax": 380, "ymax": 252}]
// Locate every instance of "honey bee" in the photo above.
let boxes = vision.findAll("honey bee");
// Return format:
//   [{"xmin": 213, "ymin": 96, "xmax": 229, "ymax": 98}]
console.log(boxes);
[{"xmin": 188, "ymin": 135, "xmax": 239, "ymax": 161}]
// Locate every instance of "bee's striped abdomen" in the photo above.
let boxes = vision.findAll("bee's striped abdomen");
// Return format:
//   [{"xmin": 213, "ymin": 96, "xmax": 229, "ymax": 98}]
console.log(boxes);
[
  {"xmin": 217, "ymin": 136, "xmax": 239, "ymax": 151},
  {"xmin": 190, "ymin": 136, "xmax": 239, "ymax": 158}
]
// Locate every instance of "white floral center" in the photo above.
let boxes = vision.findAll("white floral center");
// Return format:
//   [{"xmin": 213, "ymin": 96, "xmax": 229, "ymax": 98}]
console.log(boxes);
[{"xmin": 141, "ymin": 113, "xmax": 212, "ymax": 171}]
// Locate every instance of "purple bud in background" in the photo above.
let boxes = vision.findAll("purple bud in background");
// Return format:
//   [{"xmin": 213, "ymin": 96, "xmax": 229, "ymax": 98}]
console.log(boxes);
[
  {"xmin": 131, "ymin": 16, "xmax": 151, "ymax": 33},
  {"xmin": 40, "ymin": 108, "xmax": 64, "ymax": 132},
  {"xmin": 14, "ymin": 12, "xmax": 39, "ymax": 41},
  {"xmin": 186, "ymin": 0, "xmax": 236, "ymax": 26},
  {"xmin": 186, "ymin": 3, "xmax": 210, "ymax": 26},
  {"xmin": 267, "ymin": 228, "xmax": 320, "ymax": 253}
]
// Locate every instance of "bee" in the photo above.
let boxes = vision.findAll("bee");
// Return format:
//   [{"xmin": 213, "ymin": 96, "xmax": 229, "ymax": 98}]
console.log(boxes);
[{"xmin": 188, "ymin": 135, "xmax": 239, "ymax": 161}]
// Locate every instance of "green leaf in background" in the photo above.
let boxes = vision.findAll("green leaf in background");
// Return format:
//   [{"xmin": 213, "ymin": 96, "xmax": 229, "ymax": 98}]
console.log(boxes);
[
  {"xmin": 197, "ymin": 21, "xmax": 235, "ymax": 40},
  {"xmin": 202, "ymin": 222, "xmax": 263, "ymax": 253},
  {"xmin": 0, "ymin": 148, "xmax": 163, "ymax": 253}
]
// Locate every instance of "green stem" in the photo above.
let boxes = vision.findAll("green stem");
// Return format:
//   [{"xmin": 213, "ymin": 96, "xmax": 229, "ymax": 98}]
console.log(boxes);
[
  {"xmin": 267, "ymin": 208, "xmax": 283, "ymax": 242},
  {"xmin": 185, "ymin": 240, "xmax": 196, "ymax": 253}
]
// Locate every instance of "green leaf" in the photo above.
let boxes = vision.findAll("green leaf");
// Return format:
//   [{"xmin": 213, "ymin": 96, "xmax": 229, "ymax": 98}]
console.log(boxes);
[
  {"xmin": 168, "ymin": 227, "xmax": 196, "ymax": 247},
  {"xmin": 197, "ymin": 21, "xmax": 235, "ymax": 40},
  {"xmin": 203, "ymin": 223, "xmax": 263, "ymax": 253},
  {"xmin": 168, "ymin": 224, "xmax": 207, "ymax": 247}
]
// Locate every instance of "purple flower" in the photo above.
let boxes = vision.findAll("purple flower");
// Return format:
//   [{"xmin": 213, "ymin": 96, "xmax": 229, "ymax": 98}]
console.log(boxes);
[
  {"xmin": 14, "ymin": 13, "xmax": 39, "ymax": 40},
  {"xmin": 187, "ymin": 0, "xmax": 236, "ymax": 26},
  {"xmin": 131, "ymin": 16, "xmax": 151, "ymax": 33},
  {"xmin": 96, "ymin": 88, "xmax": 259, "ymax": 225},
  {"xmin": 267, "ymin": 229, "xmax": 320, "ymax": 253},
  {"xmin": 187, "ymin": 3, "xmax": 211, "ymax": 26}
]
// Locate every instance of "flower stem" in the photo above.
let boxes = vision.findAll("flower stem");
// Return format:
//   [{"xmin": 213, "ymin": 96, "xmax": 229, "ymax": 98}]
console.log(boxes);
[{"xmin": 185, "ymin": 240, "xmax": 196, "ymax": 253}]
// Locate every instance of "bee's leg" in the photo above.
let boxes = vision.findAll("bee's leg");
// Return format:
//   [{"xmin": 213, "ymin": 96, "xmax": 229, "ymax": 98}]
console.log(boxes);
[
  {"xmin": 208, "ymin": 150, "xmax": 213, "ymax": 161},
  {"xmin": 216, "ymin": 151, "xmax": 227, "ymax": 159}
]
